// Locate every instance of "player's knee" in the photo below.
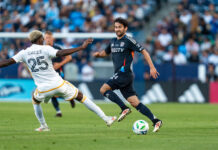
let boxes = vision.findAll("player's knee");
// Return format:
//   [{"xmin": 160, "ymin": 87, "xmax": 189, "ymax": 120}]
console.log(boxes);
[
  {"xmin": 76, "ymin": 91, "xmax": 83, "ymax": 101},
  {"xmin": 100, "ymin": 84, "xmax": 111, "ymax": 95},
  {"xmin": 32, "ymin": 97, "xmax": 41, "ymax": 104},
  {"xmin": 130, "ymin": 101, "xmax": 138, "ymax": 107},
  {"xmin": 100, "ymin": 86, "xmax": 106, "ymax": 95},
  {"xmin": 127, "ymin": 97, "xmax": 140, "ymax": 107}
]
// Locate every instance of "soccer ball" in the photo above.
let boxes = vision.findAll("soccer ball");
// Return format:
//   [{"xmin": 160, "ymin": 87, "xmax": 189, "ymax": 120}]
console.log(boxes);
[{"xmin": 132, "ymin": 120, "xmax": 149, "ymax": 135}]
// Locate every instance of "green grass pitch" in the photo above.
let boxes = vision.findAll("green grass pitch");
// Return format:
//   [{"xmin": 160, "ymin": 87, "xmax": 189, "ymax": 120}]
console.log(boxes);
[{"xmin": 0, "ymin": 102, "xmax": 218, "ymax": 150}]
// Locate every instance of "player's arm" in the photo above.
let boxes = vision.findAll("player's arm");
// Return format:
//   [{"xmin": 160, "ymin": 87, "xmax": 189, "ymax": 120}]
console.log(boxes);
[
  {"xmin": 93, "ymin": 50, "xmax": 109, "ymax": 58},
  {"xmin": 56, "ymin": 38, "xmax": 93, "ymax": 57},
  {"xmin": 53, "ymin": 55, "xmax": 72, "ymax": 70},
  {"xmin": 141, "ymin": 49, "xmax": 159, "ymax": 79},
  {"xmin": 93, "ymin": 41, "xmax": 111, "ymax": 58},
  {"xmin": 0, "ymin": 58, "xmax": 16, "ymax": 68}
]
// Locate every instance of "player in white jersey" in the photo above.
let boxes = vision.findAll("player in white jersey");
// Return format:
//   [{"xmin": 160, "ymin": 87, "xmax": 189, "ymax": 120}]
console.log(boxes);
[{"xmin": 0, "ymin": 30, "xmax": 117, "ymax": 131}]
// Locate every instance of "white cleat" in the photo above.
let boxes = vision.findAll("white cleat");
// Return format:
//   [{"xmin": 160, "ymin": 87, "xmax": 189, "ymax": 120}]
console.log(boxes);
[
  {"xmin": 117, "ymin": 108, "xmax": 132, "ymax": 122},
  {"xmin": 106, "ymin": 116, "xmax": 117, "ymax": 127},
  {"xmin": 35, "ymin": 125, "xmax": 50, "ymax": 132},
  {"xmin": 153, "ymin": 120, "xmax": 163, "ymax": 132}
]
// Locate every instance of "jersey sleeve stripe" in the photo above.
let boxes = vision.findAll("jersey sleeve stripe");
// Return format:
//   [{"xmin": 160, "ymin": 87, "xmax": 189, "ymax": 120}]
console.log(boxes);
[
  {"xmin": 131, "ymin": 51, "xmax": 134, "ymax": 58},
  {"xmin": 81, "ymin": 95, "xmax": 87, "ymax": 103}
]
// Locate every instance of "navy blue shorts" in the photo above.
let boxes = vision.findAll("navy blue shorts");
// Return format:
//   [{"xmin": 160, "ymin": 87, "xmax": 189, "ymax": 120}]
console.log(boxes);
[{"xmin": 106, "ymin": 71, "xmax": 136, "ymax": 99}]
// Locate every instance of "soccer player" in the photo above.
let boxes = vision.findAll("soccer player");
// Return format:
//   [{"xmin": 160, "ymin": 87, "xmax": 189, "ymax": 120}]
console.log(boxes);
[
  {"xmin": 0, "ymin": 30, "xmax": 116, "ymax": 131},
  {"xmin": 93, "ymin": 17, "xmax": 162, "ymax": 132},
  {"xmin": 44, "ymin": 31, "xmax": 75, "ymax": 117}
]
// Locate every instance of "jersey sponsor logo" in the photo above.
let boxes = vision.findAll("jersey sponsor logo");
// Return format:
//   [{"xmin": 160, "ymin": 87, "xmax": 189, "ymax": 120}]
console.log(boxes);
[
  {"xmin": 111, "ymin": 48, "xmax": 124, "ymax": 53},
  {"xmin": 0, "ymin": 84, "xmax": 24, "ymax": 97},
  {"xmin": 141, "ymin": 83, "xmax": 168, "ymax": 104},
  {"xmin": 178, "ymin": 84, "xmax": 205, "ymax": 103},
  {"xmin": 120, "ymin": 42, "xmax": 125, "ymax": 47}
]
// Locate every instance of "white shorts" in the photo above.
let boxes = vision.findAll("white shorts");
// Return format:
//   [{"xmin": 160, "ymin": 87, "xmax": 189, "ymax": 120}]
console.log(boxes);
[{"xmin": 33, "ymin": 80, "xmax": 78, "ymax": 103}]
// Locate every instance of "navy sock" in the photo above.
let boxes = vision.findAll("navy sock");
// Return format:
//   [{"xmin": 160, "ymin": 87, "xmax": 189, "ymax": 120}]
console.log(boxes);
[
  {"xmin": 104, "ymin": 90, "xmax": 128, "ymax": 111},
  {"xmin": 51, "ymin": 97, "xmax": 60, "ymax": 112},
  {"xmin": 136, "ymin": 103, "xmax": 155, "ymax": 121}
]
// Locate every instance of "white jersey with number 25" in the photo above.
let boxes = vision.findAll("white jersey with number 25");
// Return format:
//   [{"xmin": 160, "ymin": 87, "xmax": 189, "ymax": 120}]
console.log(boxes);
[{"xmin": 12, "ymin": 44, "xmax": 64, "ymax": 92}]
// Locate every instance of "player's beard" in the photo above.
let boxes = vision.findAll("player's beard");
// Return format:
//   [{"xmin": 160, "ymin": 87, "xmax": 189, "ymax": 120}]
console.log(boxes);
[{"xmin": 116, "ymin": 31, "xmax": 125, "ymax": 37}]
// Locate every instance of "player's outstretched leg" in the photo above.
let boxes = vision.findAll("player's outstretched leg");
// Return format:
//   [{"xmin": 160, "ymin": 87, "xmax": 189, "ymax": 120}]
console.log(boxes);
[
  {"xmin": 100, "ymin": 84, "xmax": 130, "ymax": 120},
  {"xmin": 127, "ymin": 95, "xmax": 162, "ymax": 132},
  {"xmin": 76, "ymin": 91, "xmax": 117, "ymax": 127},
  {"xmin": 51, "ymin": 97, "xmax": 62, "ymax": 117},
  {"xmin": 32, "ymin": 98, "xmax": 49, "ymax": 132}
]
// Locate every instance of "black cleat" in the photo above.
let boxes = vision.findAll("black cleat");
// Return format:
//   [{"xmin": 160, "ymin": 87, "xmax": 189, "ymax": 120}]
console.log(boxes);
[
  {"xmin": 55, "ymin": 112, "xmax": 62, "ymax": 117},
  {"xmin": 70, "ymin": 100, "xmax": 76, "ymax": 108}
]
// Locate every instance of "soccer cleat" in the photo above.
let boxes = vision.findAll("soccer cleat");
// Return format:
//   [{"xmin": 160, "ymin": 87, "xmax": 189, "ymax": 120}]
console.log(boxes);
[
  {"xmin": 35, "ymin": 125, "xmax": 50, "ymax": 132},
  {"xmin": 152, "ymin": 119, "xmax": 163, "ymax": 132},
  {"xmin": 70, "ymin": 100, "xmax": 76, "ymax": 108},
  {"xmin": 117, "ymin": 108, "xmax": 132, "ymax": 122},
  {"xmin": 55, "ymin": 112, "xmax": 62, "ymax": 117},
  {"xmin": 106, "ymin": 116, "xmax": 117, "ymax": 127}
]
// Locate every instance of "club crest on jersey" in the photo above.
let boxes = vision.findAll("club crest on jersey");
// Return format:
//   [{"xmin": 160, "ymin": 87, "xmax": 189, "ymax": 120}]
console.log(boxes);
[{"xmin": 120, "ymin": 42, "xmax": 125, "ymax": 47}]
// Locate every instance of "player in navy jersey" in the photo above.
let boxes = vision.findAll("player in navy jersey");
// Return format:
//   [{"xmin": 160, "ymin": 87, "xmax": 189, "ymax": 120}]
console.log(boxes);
[
  {"xmin": 44, "ymin": 31, "xmax": 75, "ymax": 117},
  {"xmin": 93, "ymin": 17, "xmax": 162, "ymax": 132}
]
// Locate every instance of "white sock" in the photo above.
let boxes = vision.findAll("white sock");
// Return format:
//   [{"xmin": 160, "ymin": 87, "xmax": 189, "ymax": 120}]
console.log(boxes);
[
  {"xmin": 33, "ymin": 104, "xmax": 47, "ymax": 127},
  {"xmin": 82, "ymin": 96, "xmax": 108, "ymax": 121},
  {"xmin": 56, "ymin": 110, "xmax": 62, "ymax": 114}
]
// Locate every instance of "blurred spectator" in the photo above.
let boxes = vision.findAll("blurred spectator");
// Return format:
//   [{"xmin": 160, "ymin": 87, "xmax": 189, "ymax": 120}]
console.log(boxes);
[
  {"xmin": 172, "ymin": 46, "xmax": 187, "ymax": 65},
  {"xmin": 18, "ymin": 63, "xmax": 31, "ymax": 78},
  {"xmin": 200, "ymin": 37, "xmax": 212, "ymax": 51},
  {"xmin": 81, "ymin": 61, "xmax": 95, "ymax": 82},
  {"xmin": 203, "ymin": 10, "xmax": 213, "ymax": 24},
  {"xmin": 200, "ymin": 50, "xmax": 209, "ymax": 64},
  {"xmin": 206, "ymin": 63, "xmax": 218, "ymax": 82},
  {"xmin": 179, "ymin": 10, "xmax": 192, "ymax": 25},
  {"xmin": 163, "ymin": 45, "xmax": 187, "ymax": 65},
  {"xmin": 190, "ymin": 11, "xmax": 199, "ymax": 33},
  {"xmin": 208, "ymin": 49, "xmax": 218, "ymax": 65},
  {"xmin": 157, "ymin": 28, "xmax": 172, "ymax": 48},
  {"xmin": 185, "ymin": 38, "xmax": 200, "ymax": 56}
]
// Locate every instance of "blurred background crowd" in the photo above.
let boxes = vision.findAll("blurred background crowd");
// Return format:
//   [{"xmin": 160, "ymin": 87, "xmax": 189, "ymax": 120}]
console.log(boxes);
[{"xmin": 0, "ymin": 0, "xmax": 218, "ymax": 81}]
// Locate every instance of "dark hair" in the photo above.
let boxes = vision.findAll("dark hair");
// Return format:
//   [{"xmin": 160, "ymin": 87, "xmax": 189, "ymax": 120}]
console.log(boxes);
[{"xmin": 114, "ymin": 17, "xmax": 128, "ymax": 27}]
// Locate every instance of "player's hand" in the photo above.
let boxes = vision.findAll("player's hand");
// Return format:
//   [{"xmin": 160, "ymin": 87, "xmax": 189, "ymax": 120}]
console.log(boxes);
[
  {"xmin": 93, "ymin": 52, "xmax": 100, "ymax": 57},
  {"xmin": 53, "ymin": 62, "xmax": 62, "ymax": 70},
  {"xmin": 150, "ymin": 67, "xmax": 160, "ymax": 79},
  {"xmin": 82, "ymin": 38, "xmax": 93, "ymax": 49}
]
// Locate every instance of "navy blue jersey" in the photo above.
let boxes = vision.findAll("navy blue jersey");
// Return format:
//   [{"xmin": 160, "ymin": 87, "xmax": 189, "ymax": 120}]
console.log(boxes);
[{"xmin": 105, "ymin": 35, "xmax": 144, "ymax": 73}]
